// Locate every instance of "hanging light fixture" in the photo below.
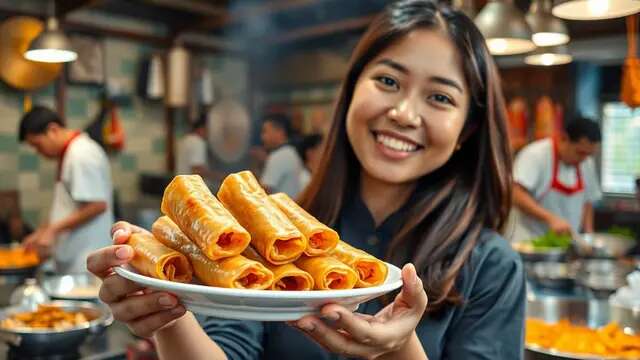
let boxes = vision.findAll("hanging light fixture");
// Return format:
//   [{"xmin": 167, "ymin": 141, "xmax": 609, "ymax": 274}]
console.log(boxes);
[
  {"xmin": 474, "ymin": 0, "xmax": 536, "ymax": 56},
  {"xmin": 525, "ymin": 45, "xmax": 573, "ymax": 65},
  {"xmin": 526, "ymin": 0, "xmax": 570, "ymax": 47},
  {"xmin": 24, "ymin": 17, "xmax": 76, "ymax": 63},
  {"xmin": 553, "ymin": 0, "xmax": 640, "ymax": 20},
  {"xmin": 24, "ymin": 0, "xmax": 76, "ymax": 64}
]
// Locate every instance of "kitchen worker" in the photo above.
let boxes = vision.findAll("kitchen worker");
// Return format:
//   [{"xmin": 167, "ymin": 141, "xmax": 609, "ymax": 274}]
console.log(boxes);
[
  {"xmin": 19, "ymin": 105, "xmax": 113, "ymax": 274},
  {"xmin": 87, "ymin": 1, "xmax": 525, "ymax": 358},
  {"xmin": 259, "ymin": 113, "xmax": 305, "ymax": 197},
  {"xmin": 509, "ymin": 117, "xmax": 602, "ymax": 242}
]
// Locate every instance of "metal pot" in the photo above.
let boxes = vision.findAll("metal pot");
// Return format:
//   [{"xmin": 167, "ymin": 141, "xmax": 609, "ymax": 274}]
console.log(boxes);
[
  {"xmin": 41, "ymin": 273, "xmax": 101, "ymax": 301},
  {"xmin": 528, "ymin": 261, "xmax": 577, "ymax": 289},
  {"xmin": 0, "ymin": 300, "xmax": 113, "ymax": 356},
  {"xmin": 609, "ymin": 300, "xmax": 640, "ymax": 334},
  {"xmin": 575, "ymin": 259, "xmax": 634, "ymax": 298},
  {"xmin": 513, "ymin": 242, "xmax": 568, "ymax": 263},
  {"xmin": 0, "ymin": 265, "xmax": 39, "ymax": 307},
  {"xmin": 525, "ymin": 296, "xmax": 611, "ymax": 360}
]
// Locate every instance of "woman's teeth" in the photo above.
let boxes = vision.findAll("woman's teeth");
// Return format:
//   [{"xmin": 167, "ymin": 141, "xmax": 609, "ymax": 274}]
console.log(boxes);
[{"xmin": 375, "ymin": 133, "xmax": 418, "ymax": 152}]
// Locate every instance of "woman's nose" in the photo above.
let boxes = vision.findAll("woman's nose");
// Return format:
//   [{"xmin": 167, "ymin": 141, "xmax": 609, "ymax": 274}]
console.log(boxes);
[{"xmin": 387, "ymin": 98, "xmax": 422, "ymax": 128}]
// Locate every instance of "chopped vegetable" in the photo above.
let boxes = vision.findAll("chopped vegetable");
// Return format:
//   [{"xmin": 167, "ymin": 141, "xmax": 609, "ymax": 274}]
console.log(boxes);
[{"xmin": 530, "ymin": 231, "xmax": 572, "ymax": 250}]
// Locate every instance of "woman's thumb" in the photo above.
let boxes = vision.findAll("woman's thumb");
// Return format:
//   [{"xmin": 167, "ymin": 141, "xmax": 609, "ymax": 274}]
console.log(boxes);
[{"xmin": 398, "ymin": 263, "xmax": 428, "ymax": 312}]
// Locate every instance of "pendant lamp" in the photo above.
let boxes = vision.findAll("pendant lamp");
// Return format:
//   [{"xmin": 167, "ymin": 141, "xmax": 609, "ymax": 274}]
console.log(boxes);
[
  {"xmin": 475, "ymin": 0, "xmax": 536, "ymax": 55},
  {"xmin": 553, "ymin": 0, "xmax": 640, "ymax": 20},
  {"xmin": 525, "ymin": 45, "xmax": 573, "ymax": 65},
  {"xmin": 24, "ymin": 17, "xmax": 76, "ymax": 63},
  {"xmin": 526, "ymin": 0, "xmax": 570, "ymax": 47}
]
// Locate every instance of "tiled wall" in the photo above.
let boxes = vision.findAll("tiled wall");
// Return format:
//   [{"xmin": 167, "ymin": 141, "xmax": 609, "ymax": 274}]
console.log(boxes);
[{"xmin": 0, "ymin": 36, "xmax": 247, "ymax": 227}]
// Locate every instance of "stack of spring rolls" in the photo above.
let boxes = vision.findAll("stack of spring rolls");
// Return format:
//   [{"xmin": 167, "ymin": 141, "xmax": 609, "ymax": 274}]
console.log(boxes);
[{"xmin": 126, "ymin": 171, "xmax": 388, "ymax": 291}]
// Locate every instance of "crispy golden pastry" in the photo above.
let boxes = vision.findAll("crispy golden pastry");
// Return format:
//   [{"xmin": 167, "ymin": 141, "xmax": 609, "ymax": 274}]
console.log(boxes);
[
  {"xmin": 331, "ymin": 240, "xmax": 388, "ymax": 288},
  {"xmin": 127, "ymin": 233, "xmax": 192, "ymax": 282},
  {"xmin": 295, "ymin": 255, "xmax": 357, "ymax": 290},
  {"xmin": 152, "ymin": 216, "xmax": 273, "ymax": 289},
  {"xmin": 243, "ymin": 246, "xmax": 313, "ymax": 291},
  {"xmin": 217, "ymin": 171, "xmax": 306, "ymax": 265},
  {"xmin": 161, "ymin": 174, "xmax": 251, "ymax": 260},
  {"xmin": 269, "ymin": 193, "xmax": 339, "ymax": 256}
]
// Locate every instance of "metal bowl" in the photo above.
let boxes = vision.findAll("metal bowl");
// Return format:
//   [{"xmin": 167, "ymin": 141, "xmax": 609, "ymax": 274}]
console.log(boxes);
[
  {"xmin": 575, "ymin": 259, "xmax": 634, "ymax": 297},
  {"xmin": 525, "ymin": 296, "xmax": 612, "ymax": 360},
  {"xmin": 577, "ymin": 233, "xmax": 636, "ymax": 258},
  {"xmin": 528, "ymin": 261, "xmax": 577, "ymax": 289},
  {"xmin": 41, "ymin": 273, "xmax": 101, "ymax": 301},
  {"xmin": 0, "ymin": 300, "xmax": 113, "ymax": 356}
]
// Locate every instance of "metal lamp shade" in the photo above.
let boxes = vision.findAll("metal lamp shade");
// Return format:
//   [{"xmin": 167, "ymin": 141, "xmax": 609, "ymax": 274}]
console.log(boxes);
[
  {"xmin": 552, "ymin": 0, "xmax": 640, "ymax": 20},
  {"xmin": 24, "ymin": 18, "xmax": 76, "ymax": 63},
  {"xmin": 524, "ymin": 45, "xmax": 573, "ymax": 65},
  {"xmin": 526, "ymin": 0, "xmax": 570, "ymax": 46},
  {"xmin": 475, "ymin": 0, "xmax": 536, "ymax": 55}
]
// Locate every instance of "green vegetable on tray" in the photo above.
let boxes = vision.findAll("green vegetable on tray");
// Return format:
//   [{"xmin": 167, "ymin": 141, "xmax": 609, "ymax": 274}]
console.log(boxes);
[
  {"xmin": 530, "ymin": 231, "xmax": 572, "ymax": 250},
  {"xmin": 607, "ymin": 226, "xmax": 636, "ymax": 240}
]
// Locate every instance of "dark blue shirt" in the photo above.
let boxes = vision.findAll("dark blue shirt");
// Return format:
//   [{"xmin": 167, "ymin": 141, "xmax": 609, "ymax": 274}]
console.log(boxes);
[{"xmin": 198, "ymin": 195, "xmax": 526, "ymax": 360}]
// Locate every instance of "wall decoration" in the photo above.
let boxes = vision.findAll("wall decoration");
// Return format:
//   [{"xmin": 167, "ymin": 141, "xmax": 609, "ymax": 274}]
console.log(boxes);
[{"xmin": 67, "ymin": 34, "xmax": 105, "ymax": 85}]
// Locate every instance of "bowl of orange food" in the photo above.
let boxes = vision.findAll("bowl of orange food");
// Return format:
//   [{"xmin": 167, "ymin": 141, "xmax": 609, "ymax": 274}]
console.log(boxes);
[
  {"xmin": 526, "ymin": 296, "xmax": 640, "ymax": 359},
  {"xmin": 0, "ymin": 301, "xmax": 113, "ymax": 356},
  {"xmin": 0, "ymin": 244, "xmax": 39, "ymax": 275}
]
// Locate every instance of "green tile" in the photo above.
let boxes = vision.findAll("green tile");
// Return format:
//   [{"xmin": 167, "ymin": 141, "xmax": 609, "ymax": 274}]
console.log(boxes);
[
  {"xmin": 0, "ymin": 134, "xmax": 17, "ymax": 152},
  {"xmin": 119, "ymin": 153, "xmax": 137, "ymax": 171},
  {"xmin": 152, "ymin": 138, "xmax": 165, "ymax": 153},
  {"xmin": 39, "ymin": 172, "xmax": 55, "ymax": 190},
  {"xmin": 22, "ymin": 209, "xmax": 39, "ymax": 228},
  {"xmin": 120, "ymin": 59, "xmax": 136, "ymax": 76},
  {"xmin": 67, "ymin": 98, "xmax": 88, "ymax": 118},
  {"xmin": 18, "ymin": 153, "xmax": 39, "ymax": 171}
]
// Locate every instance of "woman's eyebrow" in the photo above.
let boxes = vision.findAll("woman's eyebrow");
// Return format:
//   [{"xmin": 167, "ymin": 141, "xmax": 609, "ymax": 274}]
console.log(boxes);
[
  {"xmin": 375, "ymin": 58, "xmax": 409, "ymax": 74},
  {"xmin": 375, "ymin": 58, "xmax": 463, "ymax": 94},
  {"xmin": 430, "ymin": 76, "xmax": 463, "ymax": 94}
]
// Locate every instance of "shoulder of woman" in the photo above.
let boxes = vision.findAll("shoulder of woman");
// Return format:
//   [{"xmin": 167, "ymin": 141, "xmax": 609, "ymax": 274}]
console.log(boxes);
[{"xmin": 469, "ymin": 229, "xmax": 521, "ymax": 269}]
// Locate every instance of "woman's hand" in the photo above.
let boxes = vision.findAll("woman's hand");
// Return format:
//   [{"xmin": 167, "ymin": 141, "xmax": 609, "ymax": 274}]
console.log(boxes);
[
  {"xmin": 292, "ymin": 263, "xmax": 428, "ymax": 360},
  {"xmin": 86, "ymin": 221, "xmax": 186, "ymax": 338}
]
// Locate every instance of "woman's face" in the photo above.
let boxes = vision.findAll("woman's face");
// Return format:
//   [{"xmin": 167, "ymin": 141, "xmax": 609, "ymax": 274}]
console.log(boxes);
[{"xmin": 346, "ymin": 29, "xmax": 470, "ymax": 185}]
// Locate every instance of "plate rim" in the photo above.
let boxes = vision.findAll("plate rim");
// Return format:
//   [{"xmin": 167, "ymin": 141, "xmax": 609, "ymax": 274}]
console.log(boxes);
[{"xmin": 114, "ymin": 262, "xmax": 403, "ymax": 299}]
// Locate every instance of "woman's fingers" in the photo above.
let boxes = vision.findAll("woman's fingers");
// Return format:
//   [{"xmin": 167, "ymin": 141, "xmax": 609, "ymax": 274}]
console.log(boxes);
[
  {"xmin": 110, "ymin": 292, "xmax": 180, "ymax": 323},
  {"xmin": 111, "ymin": 221, "xmax": 150, "ymax": 244},
  {"xmin": 319, "ymin": 304, "xmax": 381, "ymax": 345},
  {"xmin": 86, "ymin": 245, "xmax": 133, "ymax": 279},
  {"xmin": 294, "ymin": 316, "xmax": 374, "ymax": 358},
  {"xmin": 127, "ymin": 306, "xmax": 186, "ymax": 338},
  {"xmin": 99, "ymin": 273, "xmax": 144, "ymax": 304}
]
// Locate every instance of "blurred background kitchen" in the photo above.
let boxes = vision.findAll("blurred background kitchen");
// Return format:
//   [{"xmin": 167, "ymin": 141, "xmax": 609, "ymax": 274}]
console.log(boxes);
[{"xmin": 0, "ymin": 0, "xmax": 638, "ymax": 359}]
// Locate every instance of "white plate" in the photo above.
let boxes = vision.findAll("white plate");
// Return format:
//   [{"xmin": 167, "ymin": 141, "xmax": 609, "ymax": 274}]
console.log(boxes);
[{"xmin": 115, "ymin": 263, "xmax": 403, "ymax": 321}]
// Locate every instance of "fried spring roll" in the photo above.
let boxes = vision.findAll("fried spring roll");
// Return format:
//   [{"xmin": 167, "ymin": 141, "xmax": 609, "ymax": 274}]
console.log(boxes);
[
  {"xmin": 152, "ymin": 216, "xmax": 273, "ymax": 289},
  {"xmin": 217, "ymin": 171, "xmax": 306, "ymax": 265},
  {"xmin": 161, "ymin": 175, "xmax": 251, "ymax": 260},
  {"xmin": 269, "ymin": 193, "xmax": 339, "ymax": 257},
  {"xmin": 243, "ymin": 246, "xmax": 313, "ymax": 291},
  {"xmin": 295, "ymin": 255, "xmax": 357, "ymax": 290},
  {"xmin": 127, "ymin": 233, "xmax": 193, "ymax": 282},
  {"xmin": 331, "ymin": 240, "xmax": 388, "ymax": 288}
]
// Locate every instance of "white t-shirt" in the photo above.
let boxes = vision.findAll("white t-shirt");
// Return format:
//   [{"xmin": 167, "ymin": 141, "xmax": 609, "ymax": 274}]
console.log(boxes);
[
  {"xmin": 50, "ymin": 133, "xmax": 113, "ymax": 274},
  {"xmin": 507, "ymin": 138, "xmax": 602, "ymax": 241},
  {"xmin": 176, "ymin": 134, "xmax": 207, "ymax": 175},
  {"xmin": 261, "ymin": 144, "xmax": 304, "ymax": 198}
]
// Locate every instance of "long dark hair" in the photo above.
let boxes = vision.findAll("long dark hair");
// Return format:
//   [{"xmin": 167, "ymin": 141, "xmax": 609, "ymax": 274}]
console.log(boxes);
[{"xmin": 299, "ymin": 0, "xmax": 512, "ymax": 312}]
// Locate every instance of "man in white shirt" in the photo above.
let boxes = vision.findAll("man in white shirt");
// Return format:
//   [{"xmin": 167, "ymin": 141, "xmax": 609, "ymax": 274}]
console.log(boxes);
[
  {"xmin": 20, "ymin": 106, "xmax": 113, "ymax": 274},
  {"xmin": 509, "ymin": 117, "xmax": 602, "ymax": 242},
  {"xmin": 176, "ymin": 116, "xmax": 208, "ymax": 176},
  {"xmin": 260, "ymin": 113, "xmax": 304, "ymax": 197}
]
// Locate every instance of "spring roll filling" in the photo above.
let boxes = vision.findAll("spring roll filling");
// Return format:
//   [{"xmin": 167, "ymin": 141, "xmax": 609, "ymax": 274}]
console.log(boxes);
[
  {"xmin": 274, "ymin": 276, "xmax": 306, "ymax": 291},
  {"xmin": 326, "ymin": 272, "xmax": 349, "ymax": 289},
  {"xmin": 235, "ymin": 268, "xmax": 270, "ymax": 289}
]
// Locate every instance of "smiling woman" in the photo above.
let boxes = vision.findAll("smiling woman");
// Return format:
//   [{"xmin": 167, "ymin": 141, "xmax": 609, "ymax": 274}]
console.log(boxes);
[{"xmin": 86, "ymin": 1, "xmax": 524, "ymax": 359}]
